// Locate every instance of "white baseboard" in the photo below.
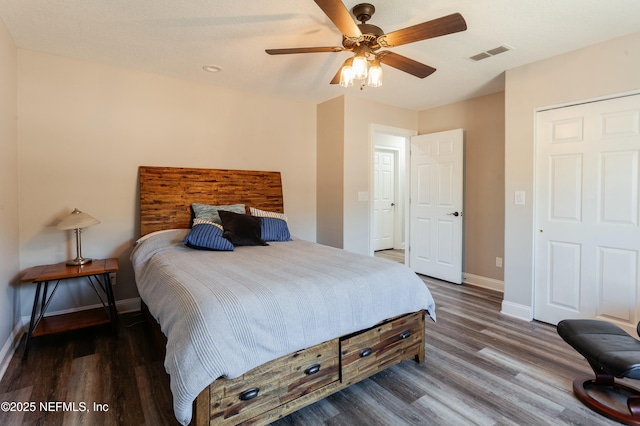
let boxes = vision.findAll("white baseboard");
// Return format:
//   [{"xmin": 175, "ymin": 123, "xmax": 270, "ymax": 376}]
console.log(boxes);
[
  {"xmin": 114, "ymin": 297, "xmax": 141, "ymax": 314},
  {"xmin": 463, "ymin": 273, "xmax": 504, "ymax": 292},
  {"xmin": 0, "ymin": 297, "xmax": 141, "ymax": 382},
  {"xmin": 501, "ymin": 300, "xmax": 533, "ymax": 321},
  {"xmin": 19, "ymin": 297, "xmax": 141, "ymax": 323},
  {"xmin": 462, "ymin": 274, "xmax": 532, "ymax": 322},
  {"xmin": 0, "ymin": 321, "xmax": 26, "ymax": 381}
]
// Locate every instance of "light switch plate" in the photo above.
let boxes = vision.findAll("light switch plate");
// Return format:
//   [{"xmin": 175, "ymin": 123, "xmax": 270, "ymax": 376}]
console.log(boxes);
[
  {"xmin": 358, "ymin": 191, "xmax": 369, "ymax": 202},
  {"xmin": 514, "ymin": 190, "xmax": 525, "ymax": 205}
]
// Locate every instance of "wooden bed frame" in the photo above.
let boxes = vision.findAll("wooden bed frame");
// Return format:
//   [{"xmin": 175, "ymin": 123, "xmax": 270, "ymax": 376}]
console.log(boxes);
[{"xmin": 138, "ymin": 166, "xmax": 426, "ymax": 426}]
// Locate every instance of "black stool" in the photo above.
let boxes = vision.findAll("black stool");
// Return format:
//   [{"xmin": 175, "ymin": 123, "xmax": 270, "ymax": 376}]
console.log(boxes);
[{"xmin": 558, "ymin": 319, "xmax": 640, "ymax": 425}]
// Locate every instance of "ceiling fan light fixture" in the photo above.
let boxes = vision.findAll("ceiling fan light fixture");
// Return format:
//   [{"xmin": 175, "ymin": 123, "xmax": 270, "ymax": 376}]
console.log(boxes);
[
  {"xmin": 352, "ymin": 56, "xmax": 368, "ymax": 79},
  {"xmin": 265, "ymin": 2, "xmax": 467, "ymax": 88},
  {"xmin": 340, "ymin": 63, "xmax": 355, "ymax": 87},
  {"xmin": 352, "ymin": 45, "xmax": 369, "ymax": 79},
  {"xmin": 367, "ymin": 59, "xmax": 382, "ymax": 87}
]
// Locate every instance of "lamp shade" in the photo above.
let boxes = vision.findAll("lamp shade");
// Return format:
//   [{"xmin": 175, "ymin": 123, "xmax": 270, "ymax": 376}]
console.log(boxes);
[{"xmin": 57, "ymin": 208, "xmax": 100, "ymax": 230}]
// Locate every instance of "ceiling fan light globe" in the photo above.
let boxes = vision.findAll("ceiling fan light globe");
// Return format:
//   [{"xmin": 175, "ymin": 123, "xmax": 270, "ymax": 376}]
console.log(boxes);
[
  {"xmin": 352, "ymin": 55, "xmax": 368, "ymax": 79},
  {"xmin": 368, "ymin": 62, "xmax": 382, "ymax": 87},
  {"xmin": 340, "ymin": 65, "xmax": 354, "ymax": 87}
]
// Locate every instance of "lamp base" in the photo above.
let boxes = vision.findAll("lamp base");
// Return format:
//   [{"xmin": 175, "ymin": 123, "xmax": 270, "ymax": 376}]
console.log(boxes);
[{"xmin": 66, "ymin": 257, "xmax": 93, "ymax": 266}]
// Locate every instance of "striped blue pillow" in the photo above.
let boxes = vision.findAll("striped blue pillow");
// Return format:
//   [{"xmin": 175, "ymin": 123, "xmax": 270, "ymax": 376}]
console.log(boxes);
[
  {"xmin": 183, "ymin": 223, "xmax": 234, "ymax": 251},
  {"xmin": 260, "ymin": 217, "xmax": 292, "ymax": 242}
]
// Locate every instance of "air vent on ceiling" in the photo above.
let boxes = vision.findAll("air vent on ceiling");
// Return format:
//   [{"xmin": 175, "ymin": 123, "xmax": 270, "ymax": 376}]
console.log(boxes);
[
  {"xmin": 468, "ymin": 44, "xmax": 512, "ymax": 61},
  {"xmin": 469, "ymin": 52, "xmax": 491, "ymax": 61}
]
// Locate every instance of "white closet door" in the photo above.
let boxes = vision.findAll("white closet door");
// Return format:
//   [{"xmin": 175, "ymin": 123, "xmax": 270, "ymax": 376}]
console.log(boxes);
[{"xmin": 534, "ymin": 94, "xmax": 640, "ymax": 334}]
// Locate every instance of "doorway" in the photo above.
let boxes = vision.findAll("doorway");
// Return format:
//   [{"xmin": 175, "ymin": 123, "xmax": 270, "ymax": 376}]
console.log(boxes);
[
  {"xmin": 370, "ymin": 125, "xmax": 415, "ymax": 263},
  {"xmin": 373, "ymin": 149, "xmax": 397, "ymax": 251}
]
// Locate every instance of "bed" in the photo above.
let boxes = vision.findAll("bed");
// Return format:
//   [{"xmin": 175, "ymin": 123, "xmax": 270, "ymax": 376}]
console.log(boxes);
[{"xmin": 132, "ymin": 166, "xmax": 436, "ymax": 426}]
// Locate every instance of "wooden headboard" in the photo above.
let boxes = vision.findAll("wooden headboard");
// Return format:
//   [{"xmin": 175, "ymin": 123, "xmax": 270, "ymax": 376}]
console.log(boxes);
[{"xmin": 139, "ymin": 166, "xmax": 284, "ymax": 236}]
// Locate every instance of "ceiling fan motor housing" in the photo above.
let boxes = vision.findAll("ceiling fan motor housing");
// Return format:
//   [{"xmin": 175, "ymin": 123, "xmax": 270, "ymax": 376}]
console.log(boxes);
[
  {"xmin": 352, "ymin": 3, "xmax": 375, "ymax": 23},
  {"xmin": 342, "ymin": 4, "xmax": 383, "ymax": 51}
]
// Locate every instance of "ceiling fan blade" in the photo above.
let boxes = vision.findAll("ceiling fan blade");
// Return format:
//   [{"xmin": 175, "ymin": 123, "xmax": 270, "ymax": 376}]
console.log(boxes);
[
  {"xmin": 377, "ymin": 51, "xmax": 436, "ymax": 79},
  {"xmin": 314, "ymin": 0, "xmax": 362, "ymax": 37},
  {"xmin": 377, "ymin": 13, "xmax": 467, "ymax": 48},
  {"xmin": 266, "ymin": 46, "xmax": 344, "ymax": 55}
]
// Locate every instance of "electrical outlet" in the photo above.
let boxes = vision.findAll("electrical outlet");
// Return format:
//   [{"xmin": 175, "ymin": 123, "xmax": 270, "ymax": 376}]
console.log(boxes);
[
  {"xmin": 109, "ymin": 272, "xmax": 117, "ymax": 286},
  {"xmin": 496, "ymin": 257, "xmax": 503, "ymax": 268}
]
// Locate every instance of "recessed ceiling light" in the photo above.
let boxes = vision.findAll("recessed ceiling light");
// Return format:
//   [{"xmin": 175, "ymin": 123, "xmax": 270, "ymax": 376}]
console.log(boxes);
[{"xmin": 202, "ymin": 65, "xmax": 222, "ymax": 73}]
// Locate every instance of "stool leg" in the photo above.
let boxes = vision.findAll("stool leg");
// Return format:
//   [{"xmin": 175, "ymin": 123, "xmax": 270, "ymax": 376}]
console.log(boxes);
[
  {"xmin": 587, "ymin": 359, "xmax": 615, "ymax": 386},
  {"xmin": 593, "ymin": 372, "xmax": 615, "ymax": 386},
  {"xmin": 629, "ymin": 395, "xmax": 640, "ymax": 417}
]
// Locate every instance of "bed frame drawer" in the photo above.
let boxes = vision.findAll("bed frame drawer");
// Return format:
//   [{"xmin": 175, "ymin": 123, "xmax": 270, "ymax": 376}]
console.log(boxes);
[
  {"xmin": 340, "ymin": 311, "xmax": 425, "ymax": 386},
  {"xmin": 208, "ymin": 339, "xmax": 339, "ymax": 425}
]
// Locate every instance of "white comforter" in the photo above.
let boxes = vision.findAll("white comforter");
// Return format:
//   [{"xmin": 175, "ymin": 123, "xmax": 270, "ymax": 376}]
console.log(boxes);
[{"xmin": 131, "ymin": 230, "xmax": 436, "ymax": 425}]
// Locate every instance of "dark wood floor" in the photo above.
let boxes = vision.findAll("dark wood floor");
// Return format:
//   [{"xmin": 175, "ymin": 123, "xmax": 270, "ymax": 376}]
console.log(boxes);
[{"xmin": 0, "ymin": 277, "xmax": 627, "ymax": 425}]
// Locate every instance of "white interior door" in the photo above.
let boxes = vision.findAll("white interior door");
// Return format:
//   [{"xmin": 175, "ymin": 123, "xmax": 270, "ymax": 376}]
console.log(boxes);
[
  {"xmin": 374, "ymin": 150, "xmax": 395, "ymax": 251},
  {"xmin": 534, "ymin": 94, "xmax": 640, "ymax": 334},
  {"xmin": 409, "ymin": 129, "xmax": 464, "ymax": 284}
]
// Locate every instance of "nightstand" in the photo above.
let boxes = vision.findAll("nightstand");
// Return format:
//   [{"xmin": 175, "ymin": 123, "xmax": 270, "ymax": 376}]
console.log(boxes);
[{"xmin": 20, "ymin": 258, "xmax": 119, "ymax": 357}]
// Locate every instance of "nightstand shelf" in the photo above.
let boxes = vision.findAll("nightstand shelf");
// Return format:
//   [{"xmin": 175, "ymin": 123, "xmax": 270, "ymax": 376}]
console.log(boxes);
[
  {"xmin": 31, "ymin": 307, "xmax": 111, "ymax": 338},
  {"xmin": 20, "ymin": 258, "xmax": 119, "ymax": 356}
]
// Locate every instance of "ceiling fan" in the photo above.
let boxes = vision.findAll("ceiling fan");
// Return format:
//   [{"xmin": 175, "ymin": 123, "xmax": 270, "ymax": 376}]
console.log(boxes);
[{"xmin": 265, "ymin": 0, "xmax": 467, "ymax": 88}]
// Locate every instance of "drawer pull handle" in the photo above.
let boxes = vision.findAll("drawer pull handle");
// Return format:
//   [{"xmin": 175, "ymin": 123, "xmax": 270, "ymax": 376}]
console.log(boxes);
[
  {"xmin": 304, "ymin": 364, "xmax": 321, "ymax": 375},
  {"xmin": 360, "ymin": 348, "xmax": 372, "ymax": 358},
  {"xmin": 399, "ymin": 330, "xmax": 412, "ymax": 340},
  {"xmin": 239, "ymin": 387, "xmax": 259, "ymax": 401}
]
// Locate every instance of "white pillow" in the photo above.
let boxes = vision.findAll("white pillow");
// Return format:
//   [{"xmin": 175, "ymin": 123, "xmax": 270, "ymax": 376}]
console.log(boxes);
[
  {"xmin": 135, "ymin": 229, "xmax": 186, "ymax": 245},
  {"xmin": 249, "ymin": 207, "xmax": 288, "ymax": 222}
]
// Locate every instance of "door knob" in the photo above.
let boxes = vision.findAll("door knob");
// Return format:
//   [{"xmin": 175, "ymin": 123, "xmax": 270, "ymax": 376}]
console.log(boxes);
[
  {"xmin": 447, "ymin": 211, "xmax": 461, "ymax": 217},
  {"xmin": 391, "ymin": 203, "xmax": 395, "ymax": 207}
]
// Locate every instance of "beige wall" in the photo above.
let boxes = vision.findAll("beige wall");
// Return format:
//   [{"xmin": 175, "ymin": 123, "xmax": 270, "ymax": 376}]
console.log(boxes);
[
  {"xmin": 0, "ymin": 18, "xmax": 19, "ymax": 367},
  {"xmin": 504, "ymin": 31, "xmax": 640, "ymax": 318},
  {"xmin": 17, "ymin": 50, "xmax": 317, "ymax": 317},
  {"xmin": 418, "ymin": 92, "xmax": 505, "ymax": 282},
  {"xmin": 317, "ymin": 96, "xmax": 345, "ymax": 248}
]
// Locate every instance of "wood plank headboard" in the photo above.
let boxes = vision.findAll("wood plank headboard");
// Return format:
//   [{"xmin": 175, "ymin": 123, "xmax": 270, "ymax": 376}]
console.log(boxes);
[{"xmin": 139, "ymin": 166, "xmax": 284, "ymax": 236}]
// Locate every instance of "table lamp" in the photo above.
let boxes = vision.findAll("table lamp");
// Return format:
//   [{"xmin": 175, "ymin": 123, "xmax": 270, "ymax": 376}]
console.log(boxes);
[{"xmin": 57, "ymin": 208, "xmax": 100, "ymax": 265}]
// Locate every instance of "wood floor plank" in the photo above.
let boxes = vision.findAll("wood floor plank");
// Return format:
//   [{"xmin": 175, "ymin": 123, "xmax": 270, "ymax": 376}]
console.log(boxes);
[
  {"xmin": 63, "ymin": 353, "xmax": 105, "ymax": 426},
  {"xmin": 0, "ymin": 276, "xmax": 630, "ymax": 425},
  {"xmin": 0, "ymin": 387, "xmax": 33, "ymax": 426},
  {"xmin": 135, "ymin": 362, "xmax": 180, "ymax": 426}
]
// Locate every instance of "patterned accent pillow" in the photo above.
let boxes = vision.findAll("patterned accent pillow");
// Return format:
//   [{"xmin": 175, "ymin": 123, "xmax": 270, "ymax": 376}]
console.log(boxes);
[
  {"xmin": 260, "ymin": 217, "xmax": 292, "ymax": 242},
  {"xmin": 249, "ymin": 206, "xmax": 288, "ymax": 222},
  {"xmin": 192, "ymin": 203, "xmax": 246, "ymax": 225},
  {"xmin": 183, "ymin": 223, "xmax": 234, "ymax": 251}
]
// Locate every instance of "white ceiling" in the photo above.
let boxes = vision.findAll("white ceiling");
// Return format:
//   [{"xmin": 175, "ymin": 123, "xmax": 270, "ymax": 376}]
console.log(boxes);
[{"xmin": 1, "ymin": 0, "xmax": 639, "ymax": 111}]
